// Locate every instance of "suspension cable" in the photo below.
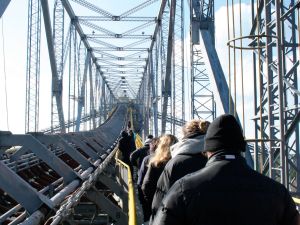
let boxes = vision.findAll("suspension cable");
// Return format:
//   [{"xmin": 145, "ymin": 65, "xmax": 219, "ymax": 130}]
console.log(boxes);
[
  {"xmin": 239, "ymin": 0, "xmax": 245, "ymax": 134},
  {"xmin": 1, "ymin": 17, "xmax": 9, "ymax": 130},
  {"xmin": 231, "ymin": 0, "xmax": 237, "ymax": 117},
  {"xmin": 227, "ymin": 0, "xmax": 232, "ymax": 114},
  {"xmin": 257, "ymin": 0, "xmax": 264, "ymax": 173}
]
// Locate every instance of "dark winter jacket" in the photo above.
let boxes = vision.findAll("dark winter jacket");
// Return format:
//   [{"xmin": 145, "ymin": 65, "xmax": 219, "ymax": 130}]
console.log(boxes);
[
  {"xmin": 138, "ymin": 154, "xmax": 153, "ymax": 187},
  {"xmin": 142, "ymin": 162, "xmax": 167, "ymax": 221},
  {"xmin": 151, "ymin": 152, "xmax": 299, "ymax": 225},
  {"xmin": 128, "ymin": 133, "xmax": 136, "ymax": 152},
  {"xmin": 151, "ymin": 133, "xmax": 207, "ymax": 220},
  {"xmin": 118, "ymin": 132, "xmax": 131, "ymax": 164},
  {"xmin": 130, "ymin": 144, "xmax": 150, "ymax": 169},
  {"xmin": 137, "ymin": 154, "xmax": 154, "ymax": 221}
]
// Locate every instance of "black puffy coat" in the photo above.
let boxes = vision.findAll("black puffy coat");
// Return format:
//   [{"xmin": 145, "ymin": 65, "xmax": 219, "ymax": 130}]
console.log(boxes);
[
  {"xmin": 151, "ymin": 152, "xmax": 299, "ymax": 225},
  {"xmin": 128, "ymin": 133, "xmax": 136, "ymax": 152},
  {"xmin": 142, "ymin": 162, "xmax": 167, "ymax": 221},
  {"xmin": 151, "ymin": 133, "xmax": 207, "ymax": 220},
  {"xmin": 137, "ymin": 154, "xmax": 154, "ymax": 221},
  {"xmin": 130, "ymin": 144, "xmax": 150, "ymax": 169},
  {"xmin": 118, "ymin": 132, "xmax": 131, "ymax": 164},
  {"xmin": 138, "ymin": 154, "xmax": 153, "ymax": 187}
]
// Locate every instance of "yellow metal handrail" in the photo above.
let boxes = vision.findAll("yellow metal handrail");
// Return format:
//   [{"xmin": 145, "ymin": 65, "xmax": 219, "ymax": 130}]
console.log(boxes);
[
  {"xmin": 135, "ymin": 134, "xmax": 143, "ymax": 149},
  {"xmin": 115, "ymin": 156, "xmax": 137, "ymax": 225},
  {"xmin": 128, "ymin": 107, "xmax": 143, "ymax": 149},
  {"xmin": 293, "ymin": 197, "xmax": 300, "ymax": 205}
]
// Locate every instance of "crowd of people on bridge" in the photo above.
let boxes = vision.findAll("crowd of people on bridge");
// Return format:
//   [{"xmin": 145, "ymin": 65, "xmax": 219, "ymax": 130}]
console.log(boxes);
[{"xmin": 118, "ymin": 114, "xmax": 300, "ymax": 225}]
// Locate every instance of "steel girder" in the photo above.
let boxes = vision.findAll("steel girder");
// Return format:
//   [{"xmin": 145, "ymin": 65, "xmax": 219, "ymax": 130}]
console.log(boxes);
[
  {"xmin": 160, "ymin": 0, "xmax": 172, "ymax": 134},
  {"xmin": 0, "ymin": 0, "xmax": 11, "ymax": 17},
  {"xmin": 191, "ymin": 44, "xmax": 216, "ymax": 120},
  {"xmin": 250, "ymin": 0, "xmax": 300, "ymax": 192},
  {"xmin": 62, "ymin": 0, "xmax": 159, "ymax": 100},
  {"xmin": 149, "ymin": 51, "xmax": 159, "ymax": 137},
  {"xmin": 40, "ymin": 0, "xmax": 66, "ymax": 133},
  {"xmin": 135, "ymin": 0, "xmax": 187, "ymax": 137},
  {"xmin": 190, "ymin": 0, "xmax": 216, "ymax": 120},
  {"xmin": 190, "ymin": 0, "xmax": 253, "ymax": 167},
  {"xmin": 62, "ymin": 0, "xmax": 117, "ymax": 127},
  {"xmin": 76, "ymin": 50, "xmax": 90, "ymax": 131},
  {"xmin": 0, "ymin": 105, "xmax": 128, "ymax": 224},
  {"xmin": 38, "ymin": 0, "xmax": 117, "ymax": 132},
  {"xmin": 51, "ymin": 0, "xmax": 65, "ymax": 132},
  {"xmin": 172, "ymin": 0, "xmax": 185, "ymax": 135},
  {"xmin": 25, "ymin": 0, "xmax": 41, "ymax": 133}
]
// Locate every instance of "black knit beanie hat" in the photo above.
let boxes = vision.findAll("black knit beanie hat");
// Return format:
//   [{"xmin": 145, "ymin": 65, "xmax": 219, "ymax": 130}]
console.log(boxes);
[{"xmin": 204, "ymin": 114, "xmax": 246, "ymax": 152}]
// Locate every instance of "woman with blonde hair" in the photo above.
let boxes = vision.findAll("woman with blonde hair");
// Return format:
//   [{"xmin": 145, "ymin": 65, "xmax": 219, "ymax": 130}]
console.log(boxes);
[
  {"xmin": 141, "ymin": 134, "xmax": 178, "ymax": 222},
  {"xmin": 150, "ymin": 119, "xmax": 210, "ymax": 222}
]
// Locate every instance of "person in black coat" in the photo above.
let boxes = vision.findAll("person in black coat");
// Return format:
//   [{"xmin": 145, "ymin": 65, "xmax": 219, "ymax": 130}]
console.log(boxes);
[
  {"xmin": 137, "ymin": 137, "xmax": 160, "ymax": 222},
  {"xmin": 118, "ymin": 130, "xmax": 131, "ymax": 165},
  {"xmin": 130, "ymin": 138, "xmax": 152, "ymax": 169},
  {"xmin": 150, "ymin": 120, "xmax": 209, "ymax": 222},
  {"xmin": 128, "ymin": 129, "xmax": 136, "ymax": 152},
  {"xmin": 152, "ymin": 114, "xmax": 299, "ymax": 225},
  {"xmin": 138, "ymin": 137, "xmax": 160, "ymax": 189},
  {"xmin": 142, "ymin": 134, "xmax": 178, "ymax": 222}
]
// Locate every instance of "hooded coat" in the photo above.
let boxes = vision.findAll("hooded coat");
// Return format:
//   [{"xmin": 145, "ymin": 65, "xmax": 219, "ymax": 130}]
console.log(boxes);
[
  {"xmin": 150, "ymin": 133, "xmax": 207, "ymax": 221},
  {"xmin": 151, "ymin": 114, "xmax": 299, "ymax": 225}
]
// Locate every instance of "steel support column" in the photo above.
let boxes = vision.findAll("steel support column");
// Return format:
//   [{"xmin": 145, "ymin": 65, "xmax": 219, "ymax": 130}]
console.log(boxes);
[
  {"xmin": 25, "ymin": 0, "xmax": 41, "ymax": 133},
  {"xmin": 161, "ymin": 0, "xmax": 176, "ymax": 134},
  {"xmin": 250, "ymin": 0, "xmax": 300, "ymax": 191},
  {"xmin": 51, "ymin": 0, "xmax": 65, "ymax": 132},
  {"xmin": 40, "ymin": 0, "xmax": 66, "ymax": 132}
]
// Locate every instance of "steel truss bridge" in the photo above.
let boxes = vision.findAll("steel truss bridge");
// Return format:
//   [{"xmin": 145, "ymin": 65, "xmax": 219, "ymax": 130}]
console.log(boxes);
[{"xmin": 0, "ymin": 0, "xmax": 299, "ymax": 224}]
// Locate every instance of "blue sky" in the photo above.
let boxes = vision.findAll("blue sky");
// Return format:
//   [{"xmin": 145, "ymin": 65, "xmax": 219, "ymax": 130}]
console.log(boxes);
[{"xmin": 0, "ymin": 0, "xmax": 253, "ymax": 136}]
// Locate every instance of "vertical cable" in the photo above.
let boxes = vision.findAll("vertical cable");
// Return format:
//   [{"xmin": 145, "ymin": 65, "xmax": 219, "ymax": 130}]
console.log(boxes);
[
  {"xmin": 257, "ymin": 0, "xmax": 264, "ymax": 173},
  {"xmin": 1, "ymin": 18, "xmax": 9, "ymax": 130},
  {"xmin": 231, "ymin": 0, "xmax": 237, "ymax": 117},
  {"xmin": 185, "ymin": 20, "xmax": 191, "ymax": 121},
  {"xmin": 298, "ymin": 6, "xmax": 300, "ymax": 63},
  {"xmin": 68, "ymin": 27, "xmax": 72, "ymax": 133},
  {"xmin": 239, "ymin": 0, "xmax": 245, "ymax": 133},
  {"xmin": 73, "ymin": 33, "xmax": 77, "ymax": 131},
  {"xmin": 227, "ymin": 0, "xmax": 232, "ymax": 114}
]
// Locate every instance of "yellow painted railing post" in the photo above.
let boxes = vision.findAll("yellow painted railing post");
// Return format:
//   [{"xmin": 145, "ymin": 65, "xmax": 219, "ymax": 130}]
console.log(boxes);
[
  {"xmin": 293, "ymin": 197, "xmax": 300, "ymax": 205},
  {"xmin": 115, "ymin": 156, "xmax": 137, "ymax": 225}
]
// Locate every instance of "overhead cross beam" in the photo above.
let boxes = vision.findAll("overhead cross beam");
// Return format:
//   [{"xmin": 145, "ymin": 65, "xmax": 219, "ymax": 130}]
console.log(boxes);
[
  {"xmin": 70, "ymin": 0, "xmax": 113, "ymax": 17},
  {"xmin": 78, "ymin": 16, "xmax": 156, "ymax": 22},
  {"xmin": 120, "ymin": 0, "xmax": 159, "ymax": 18},
  {"xmin": 0, "ymin": 0, "xmax": 11, "ymax": 17},
  {"xmin": 61, "ymin": 0, "xmax": 115, "ymax": 98}
]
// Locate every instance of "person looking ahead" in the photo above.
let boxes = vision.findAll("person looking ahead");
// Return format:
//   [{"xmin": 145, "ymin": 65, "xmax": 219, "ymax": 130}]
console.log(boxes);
[{"xmin": 152, "ymin": 114, "xmax": 299, "ymax": 225}]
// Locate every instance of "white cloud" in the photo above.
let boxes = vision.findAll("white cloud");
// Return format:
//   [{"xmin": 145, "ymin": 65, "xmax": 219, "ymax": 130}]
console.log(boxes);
[
  {"xmin": 215, "ymin": 3, "xmax": 254, "ymax": 97},
  {"xmin": 215, "ymin": 3, "xmax": 255, "ymax": 138}
]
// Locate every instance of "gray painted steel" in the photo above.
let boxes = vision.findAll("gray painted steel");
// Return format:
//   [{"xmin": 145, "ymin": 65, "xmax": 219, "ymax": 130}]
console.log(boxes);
[
  {"xmin": 0, "ymin": 160, "xmax": 54, "ymax": 214},
  {"xmin": 0, "ymin": 0, "xmax": 10, "ymax": 17},
  {"xmin": 0, "ymin": 133, "xmax": 80, "ymax": 183},
  {"xmin": 40, "ymin": 0, "xmax": 66, "ymax": 132}
]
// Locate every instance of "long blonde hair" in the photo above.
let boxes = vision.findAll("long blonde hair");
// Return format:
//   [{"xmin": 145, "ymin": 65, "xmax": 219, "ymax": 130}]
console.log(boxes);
[
  {"xmin": 149, "ymin": 134, "xmax": 178, "ymax": 167},
  {"xmin": 182, "ymin": 119, "xmax": 210, "ymax": 137}
]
